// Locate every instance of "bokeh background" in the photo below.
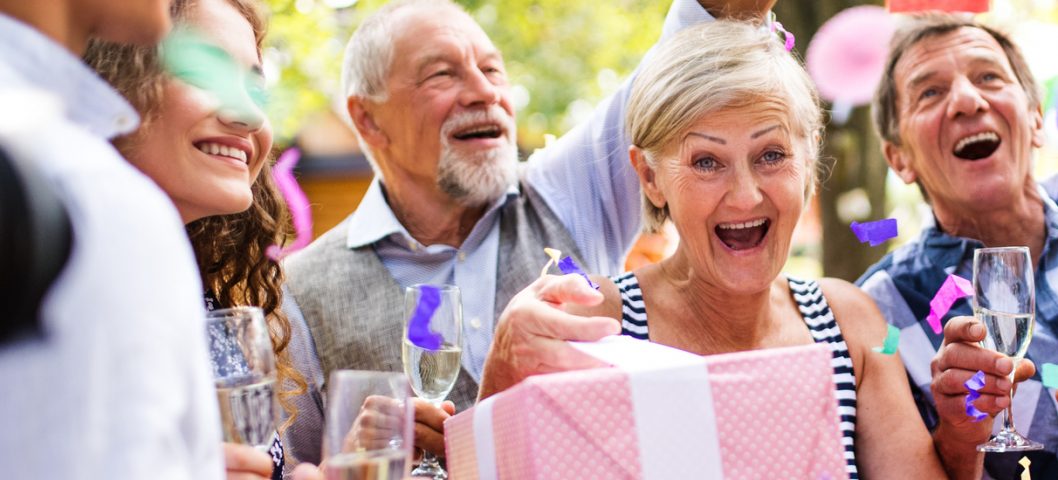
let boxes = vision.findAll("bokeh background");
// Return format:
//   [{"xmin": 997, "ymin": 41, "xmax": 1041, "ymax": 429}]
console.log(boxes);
[{"xmin": 260, "ymin": 0, "xmax": 1058, "ymax": 280}]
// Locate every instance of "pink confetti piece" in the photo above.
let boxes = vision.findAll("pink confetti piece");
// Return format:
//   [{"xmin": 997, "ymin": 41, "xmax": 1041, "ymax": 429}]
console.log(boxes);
[
  {"xmin": 407, "ymin": 285, "xmax": 442, "ymax": 351},
  {"xmin": 266, "ymin": 148, "xmax": 313, "ymax": 261},
  {"xmin": 770, "ymin": 19, "xmax": 795, "ymax": 52},
  {"xmin": 557, "ymin": 256, "xmax": 599, "ymax": 290},
  {"xmin": 964, "ymin": 370, "xmax": 987, "ymax": 422},
  {"xmin": 887, "ymin": 0, "xmax": 989, "ymax": 13},
  {"xmin": 925, "ymin": 274, "xmax": 973, "ymax": 334},
  {"xmin": 850, "ymin": 218, "xmax": 898, "ymax": 246}
]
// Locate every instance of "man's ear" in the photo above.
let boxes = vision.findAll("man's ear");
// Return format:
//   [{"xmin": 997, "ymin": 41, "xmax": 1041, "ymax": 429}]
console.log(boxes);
[
  {"xmin": 630, "ymin": 146, "xmax": 666, "ymax": 209},
  {"xmin": 347, "ymin": 97, "xmax": 388, "ymax": 150},
  {"xmin": 1031, "ymin": 103, "xmax": 1045, "ymax": 149},
  {"xmin": 883, "ymin": 141, "xmax": 917, "ymax": 185}
]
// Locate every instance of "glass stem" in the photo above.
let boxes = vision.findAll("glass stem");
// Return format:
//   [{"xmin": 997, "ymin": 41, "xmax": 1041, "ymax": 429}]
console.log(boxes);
[{"xmin": 1001, "ymin": 389, "xmax": 1016, "ymax": 434}]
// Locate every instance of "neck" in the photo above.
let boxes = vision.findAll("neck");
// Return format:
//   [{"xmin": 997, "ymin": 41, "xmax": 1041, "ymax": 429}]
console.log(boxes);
[
  {"xmin": 656, "ymin": 251, "xmax": 776, "ymax": 352},
  {"xmin": 933, "ymin": 182, "xmax": 1046, "ymax": 262},
  {"xmin": 380, "ymin": 176, "xmax": 487, "ymax": 248},
  {"xmin": 0, "ymin": 1, "xmax": 86, "ymax": 55}
]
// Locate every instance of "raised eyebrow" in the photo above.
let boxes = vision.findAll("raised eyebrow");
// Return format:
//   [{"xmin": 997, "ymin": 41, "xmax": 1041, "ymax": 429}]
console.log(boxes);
[
  {"xmin": 906, "ymin": 70, "xmax": 937, "ymax": 95},
  {"xmin": 751, "ymin": 125, "xmax": 781, "ymax": 139},
  {"xmin": 686, "ymin": 131, "xmax": 726, "ymax": 145}
]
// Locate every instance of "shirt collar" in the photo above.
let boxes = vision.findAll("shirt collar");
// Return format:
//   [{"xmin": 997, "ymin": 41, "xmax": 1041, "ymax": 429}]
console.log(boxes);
[
  {"xmin": 345, "ymin": 177, "xmax": 519, "ymax": 249},
  {"xmin": 921, "ymin": 183, "xmax": 1058, "ymax": 267},
  {"xmin": 0, "ymin": 13, "xmax": 139, "ymax": 139}
]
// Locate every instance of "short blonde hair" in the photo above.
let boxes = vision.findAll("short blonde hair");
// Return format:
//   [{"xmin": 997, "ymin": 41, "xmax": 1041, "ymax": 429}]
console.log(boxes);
[{"xmin": 626, "ymin": 20, "xmax": 823, "ymax": 233}]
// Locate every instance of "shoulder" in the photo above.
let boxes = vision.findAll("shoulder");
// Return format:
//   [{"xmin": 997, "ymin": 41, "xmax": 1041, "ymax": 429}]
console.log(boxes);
[
  {"xmin": 284, "ymin": 219, "xmax": 355, "ymax": 275},
  {"xmin": 817, "ymin": 277, "xmax": 888, "ymax": 364}
]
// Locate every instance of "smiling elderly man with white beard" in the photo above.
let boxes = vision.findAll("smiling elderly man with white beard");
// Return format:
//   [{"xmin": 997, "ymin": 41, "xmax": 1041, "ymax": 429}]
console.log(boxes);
[{"xmin": 277, "ymin": 0, "xmax": 778, "ymax": 469}]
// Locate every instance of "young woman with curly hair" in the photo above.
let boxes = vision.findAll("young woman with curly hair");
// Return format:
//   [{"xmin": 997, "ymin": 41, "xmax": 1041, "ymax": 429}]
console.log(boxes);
[{"xmin": 85, "ymin": 0, "xmax": 310, "ymax": 478}]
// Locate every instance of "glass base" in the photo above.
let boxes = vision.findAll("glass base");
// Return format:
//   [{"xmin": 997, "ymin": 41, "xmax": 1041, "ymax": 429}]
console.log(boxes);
[
  {"xmin": 977, "ymin": 430, "xmax": 1046, "ymax": 452},
  {"xmin": 410, "ymin": 459, "xmax": 447, "ymax": 479}
]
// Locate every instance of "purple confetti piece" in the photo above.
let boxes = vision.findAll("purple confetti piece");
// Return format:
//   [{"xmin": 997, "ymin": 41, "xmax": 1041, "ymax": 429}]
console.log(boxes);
[
  {"xmin": 850, "ymin": 218, "xmax": 898, "ymax": 246},
  {"xmin": 964, "ymin": 370, "xmax": 988, "ymax": 422},
  {"xmin": 925, "ymin": 274, "xmax": 974, "ymax": 334},
  {"xmin": 557, "ymin": 256, "xmax": 599, "ymax": 290},
  {"xmin": 266, "ymin": 148, "xmax": 313, "ymax": 261},
  {"xmin": 407, "ymin": 285, "xmax": 443, "ymax": 351}
]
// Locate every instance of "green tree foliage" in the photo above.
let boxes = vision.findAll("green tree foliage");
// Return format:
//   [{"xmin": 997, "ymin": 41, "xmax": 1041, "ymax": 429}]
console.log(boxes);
[{"xmin": 263, "ymin": 0, "xmax": 670, "ymax": 147}]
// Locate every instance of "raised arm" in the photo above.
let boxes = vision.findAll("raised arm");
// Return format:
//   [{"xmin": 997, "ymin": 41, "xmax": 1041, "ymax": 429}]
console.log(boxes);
[{"xmin": 523, "ymin": 0, "xmax": 719, "ymax": 276}]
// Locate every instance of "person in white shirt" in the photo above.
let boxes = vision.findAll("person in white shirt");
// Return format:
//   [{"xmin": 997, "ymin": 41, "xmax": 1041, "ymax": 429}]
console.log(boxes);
[{"xmin": 0, "ymin": 1, "xmax": 222, "ymax": 478}]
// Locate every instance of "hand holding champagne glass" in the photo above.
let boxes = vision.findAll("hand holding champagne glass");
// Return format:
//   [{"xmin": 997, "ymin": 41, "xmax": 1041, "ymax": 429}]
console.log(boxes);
[
  {"xmin": 206, "ymin": 306, "xmax": 277, "ymax": 450},
  {"xmin": 973, "ymin": 246, "xmax": 1044, "ymax": 452},
  {"xmin": 402, "ymin": 284, "xmax": 463, "ymax": 480},
  {"xmin": 322, "ymin": 371, "xmax": 413, "ymax": 480}
]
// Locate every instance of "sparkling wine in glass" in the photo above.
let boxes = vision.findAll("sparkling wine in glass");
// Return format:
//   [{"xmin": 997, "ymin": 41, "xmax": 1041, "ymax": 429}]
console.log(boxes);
[
  {"xmin": 322, "ymin": 370, "xmax": 414, "ymax": 480},
  {"xmin": 402, "ymin": 284, "xmax": 463, "ymax": 480},
  {"xmin": 973, "ymin": 246, "xmax": 1044, "ymax": 452},
  {"xmin": 206, "ymin": 306, "xmax": 277, "ymax": 450}
]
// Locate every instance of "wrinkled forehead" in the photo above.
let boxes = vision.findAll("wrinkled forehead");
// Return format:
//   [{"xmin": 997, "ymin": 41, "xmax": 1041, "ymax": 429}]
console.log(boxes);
[
  {"xmin": 894, "ymin": 26, "xmax": 1013, "ymax": 91},
  {"xmin": 389, "ymin": 5, "xmax": 500, "ymax": 72}
]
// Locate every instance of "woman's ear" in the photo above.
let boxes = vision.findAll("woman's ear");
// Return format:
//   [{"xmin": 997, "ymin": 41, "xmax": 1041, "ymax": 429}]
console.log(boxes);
[{"xmin": 630, "ymin": 146, "xmax": 666, "ymax": 209}]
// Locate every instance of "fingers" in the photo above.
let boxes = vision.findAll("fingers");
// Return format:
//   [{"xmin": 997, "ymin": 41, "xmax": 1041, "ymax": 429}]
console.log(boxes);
[
  {"xmin": 933, "ymin": 342, "xmax": 1010, "ymax": 378},
  {"xmin": 441, "ymin": 400, "xmax": 456, "ymax": 415},
  {"xmin": 414, "ymin": 421, "xmax": 448, "ymax": 458},
  {"xmin": 1014, "ymin": 358, "xmax": 1036, "ymax": 383},
  {"xmin": 413, "ymin": 398, "xmax": 451, "ymax": 432},
  {"xmin": 223, "ymin": 443, "xmax": 273, "ymax": 477},
  {"xmin": 290, "ymin": 463, "xmax": 324, "ymax": 480},
  {"xmin": 535, "ymin": 273, "xmax": 604, "ymax": 308},
  {"xmin": 941, "ymin": 315, "xmax": 986, "ymax": 346}
]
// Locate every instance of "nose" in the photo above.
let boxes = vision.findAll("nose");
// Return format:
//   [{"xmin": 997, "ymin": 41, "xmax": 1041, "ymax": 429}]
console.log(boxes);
[
  {"xmin": 457, "ymin": 68, "xmax": 501, "ymax": 107},
  {"xmin": 217, "ymin": 88, "xmax": 266, "ymax": 132},
  {"xmin": 723, "ymin": 166, "xmax": 764, "ymax": 211},
  {"xmin": 946, "ymin": 75, "xmax": 988, "ymax": 119}
]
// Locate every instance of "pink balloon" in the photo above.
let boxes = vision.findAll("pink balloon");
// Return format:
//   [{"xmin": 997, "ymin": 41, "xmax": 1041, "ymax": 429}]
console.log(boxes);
[{"xmin": 806, "ymin": 6, "xmax": 895, "ymax": 106}]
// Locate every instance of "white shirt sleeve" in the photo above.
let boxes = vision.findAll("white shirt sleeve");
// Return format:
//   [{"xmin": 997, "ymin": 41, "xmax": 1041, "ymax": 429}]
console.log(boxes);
[{"xmin": 524, "ymin": 0, "xmax": 715, "ymax": 276}]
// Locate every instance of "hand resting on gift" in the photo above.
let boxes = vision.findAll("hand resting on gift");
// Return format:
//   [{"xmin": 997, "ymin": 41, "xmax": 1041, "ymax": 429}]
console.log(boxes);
[{"xmin": 478, "ymin": 274, "xmax": 620, "ymax": 401}]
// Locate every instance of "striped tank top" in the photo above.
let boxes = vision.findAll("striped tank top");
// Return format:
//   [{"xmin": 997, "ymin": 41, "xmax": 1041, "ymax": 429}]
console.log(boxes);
[{"xmin": 614, "ymin": 272, "xmax": 860, "ymax": 478}]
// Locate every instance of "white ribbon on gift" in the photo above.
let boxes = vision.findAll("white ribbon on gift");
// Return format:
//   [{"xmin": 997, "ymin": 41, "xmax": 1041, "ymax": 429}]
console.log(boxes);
[{"xmin": 472, "ymin": 335, "xmax": 724, "ymax": 479}]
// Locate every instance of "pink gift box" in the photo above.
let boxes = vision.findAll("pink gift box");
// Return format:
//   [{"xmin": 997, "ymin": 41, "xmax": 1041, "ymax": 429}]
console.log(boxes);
[{"xmin": 445, "ymin": 342, "xmax": 848, "ymax": 479}]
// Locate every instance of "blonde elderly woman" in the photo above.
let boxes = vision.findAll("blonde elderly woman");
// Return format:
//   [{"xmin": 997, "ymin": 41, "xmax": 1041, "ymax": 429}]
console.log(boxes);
[{"xmin": 479, "ymin": 20, "xmax": 964, "ymax": 479}]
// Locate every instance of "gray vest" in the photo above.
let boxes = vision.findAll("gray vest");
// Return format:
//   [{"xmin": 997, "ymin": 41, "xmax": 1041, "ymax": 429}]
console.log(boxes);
[{"xmin": 284, "ymin": 180, "xmax": 584, "ymax": 411}]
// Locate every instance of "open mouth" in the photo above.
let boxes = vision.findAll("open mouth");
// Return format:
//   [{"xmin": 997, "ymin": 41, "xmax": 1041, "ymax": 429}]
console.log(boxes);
[
  {"xmin": 952, "ymin": 131, "xmax": 1000, "ymax": 160},
  {"xmin": 195, "ymin": 141, "xmax": 249, "ymax": 163},
  {"xmin": 451, "ymin": 123, "xmax": 503, "ymax": 141},
  {"xmin": 715, "ymin": 218, "xmax": 770, "ymax": 251}
]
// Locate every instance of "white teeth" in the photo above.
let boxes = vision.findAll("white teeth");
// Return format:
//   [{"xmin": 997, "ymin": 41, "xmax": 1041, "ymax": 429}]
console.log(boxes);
[
  {"xmin": 717, "ymin": 218, "xmax": 767, "ymax": 230},
  {"xmin": 196, "ymin": 142, "xmax": 248, "ymax": 163},
  {"xmin": 954, "ymin": 131, "xmax": 999, "ymax": 153}
]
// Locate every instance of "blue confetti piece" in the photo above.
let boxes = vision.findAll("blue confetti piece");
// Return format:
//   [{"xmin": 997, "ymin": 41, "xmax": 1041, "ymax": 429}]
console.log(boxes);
[
  {"xmin": 407, "ymin": 285, "xmax": 443, "ymax": 351},
  {"xmin": 850, "ymin": 218, "xmax": 898, "ymax": 246},
  {"xmin": 557, "ymin": 256, "xmax": 599, "ymax": 290},
  {"xmin": 1042, "ymin": 363, "xmax": 1058, "ymax": 389},
  {"xmin": 964, "ymin": 370, "xmax": 988, "ymax": 422}
]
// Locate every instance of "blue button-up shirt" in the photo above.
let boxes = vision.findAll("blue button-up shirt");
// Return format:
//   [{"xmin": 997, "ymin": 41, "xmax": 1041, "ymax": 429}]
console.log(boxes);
[{"xmin": 858, "ymin": 186, "xmax": 1058, "ymax": 479}]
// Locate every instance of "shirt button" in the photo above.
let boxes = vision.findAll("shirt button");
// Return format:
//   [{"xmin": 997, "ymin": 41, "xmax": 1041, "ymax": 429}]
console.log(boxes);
[
  {"xmin": 458, "ymin": 252, "xmax": 467, "ymax": 262},
  {"xmin": 114, "ymin": 115, "xmax": 133, "ymax": 130},
  {"xmin": 408, "ymin": 241, "xmax": 419, "ymax": 251},
  {"xmin": 470, "ymin": 317, "xmax": 481, "ymax": 329}
]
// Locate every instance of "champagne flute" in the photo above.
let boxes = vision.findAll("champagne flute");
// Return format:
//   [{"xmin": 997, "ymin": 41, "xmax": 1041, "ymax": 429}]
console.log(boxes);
[
  {"xmin": 402, "ymin": 284, "xmax": 463, "ymax": 480},
  {"xmin": 206, "ymin": 306, "xmax": 277, "ymax": 450},
  {"xmin": 322, "ymin": 370, "xmax": 414, "ymax": 480},
  {"xmin": 973, "ymin": 247, "xmax": 1044, "ymax": 452}
]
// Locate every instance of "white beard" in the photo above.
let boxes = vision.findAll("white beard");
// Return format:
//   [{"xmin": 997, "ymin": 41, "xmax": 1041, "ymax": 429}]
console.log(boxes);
[{"xmin": 437, "ymin": 108, "xmax": 518, "ymax": 207}]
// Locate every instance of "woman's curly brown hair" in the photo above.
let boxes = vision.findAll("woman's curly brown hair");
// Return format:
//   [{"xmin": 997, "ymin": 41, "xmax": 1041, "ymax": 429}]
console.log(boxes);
[{"xmin": 84, "ymin": 0, "xmax": 307, "ymax": 429}]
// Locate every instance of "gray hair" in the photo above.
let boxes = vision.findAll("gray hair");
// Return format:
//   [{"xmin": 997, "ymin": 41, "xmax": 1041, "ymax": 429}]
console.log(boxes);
[
  {"xmin": 626, "ymin": 20, "xmax": 823, "ymax": 233},
  {"xmin": 340, "ymin": 0, "xmax": 463, "ymax": 103}
]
